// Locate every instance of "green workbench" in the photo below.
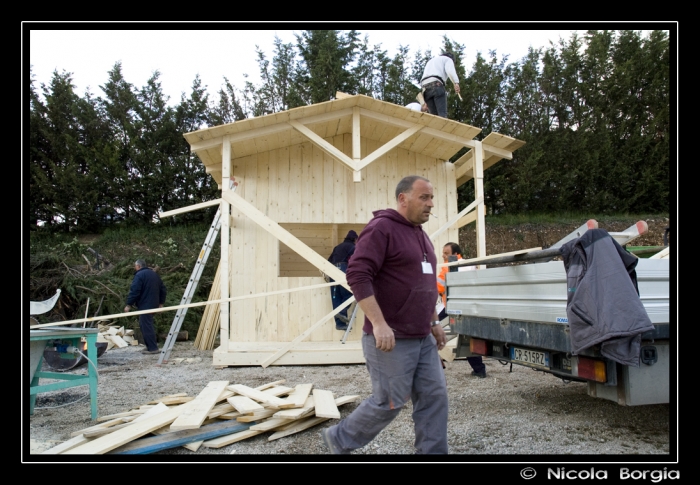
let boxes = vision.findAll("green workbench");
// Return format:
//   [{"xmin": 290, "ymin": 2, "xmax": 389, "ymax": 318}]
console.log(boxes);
[{"xmin": 29, "ymin": 328, "xmax": 99, "ymax": 420}]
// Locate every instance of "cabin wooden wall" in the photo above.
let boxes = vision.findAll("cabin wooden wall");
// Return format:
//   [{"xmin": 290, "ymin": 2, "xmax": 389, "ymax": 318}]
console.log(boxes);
[{"xmin": 225, "ymin": 133, "xmax": 458, "ymax": 346}]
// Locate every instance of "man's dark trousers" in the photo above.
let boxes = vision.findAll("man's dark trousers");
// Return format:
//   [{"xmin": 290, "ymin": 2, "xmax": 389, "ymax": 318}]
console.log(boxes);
[
  {"xmin": 139, "ymin": 313, "xmax": 158, "ymax": 351},
  {"xmin": 424, "ymin": 84, "xmax": 448, "ymax": 118},
  {"xmin": 330, "ymin": 262, "xmax": 352, "ymax": 328}
]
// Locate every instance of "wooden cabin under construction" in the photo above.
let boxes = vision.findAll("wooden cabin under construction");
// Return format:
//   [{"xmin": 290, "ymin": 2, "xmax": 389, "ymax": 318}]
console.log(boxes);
[{"xmin": 180, "ymin": 93, "xmax": 524, "ymax": 367}]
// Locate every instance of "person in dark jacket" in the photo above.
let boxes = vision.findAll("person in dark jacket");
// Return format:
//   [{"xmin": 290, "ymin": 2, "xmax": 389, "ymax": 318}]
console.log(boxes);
[
  {"xmin": 321, "ymin": 175, "xmax": 448, "ymax": 455},
  {"xmin": 124, "ymin": 259, "xmax": 167, "ymax": 354},
  {"xmin": 327, "ymin": 230, "xmax": 358, "ymax": 330}
]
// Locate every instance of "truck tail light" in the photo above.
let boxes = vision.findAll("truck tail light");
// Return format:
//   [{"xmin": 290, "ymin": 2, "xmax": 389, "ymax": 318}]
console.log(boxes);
[
  {"xmin": 470, "ymin": 338, "xmax": 487, "ymax": 355},
  {"xmin": 577, "ymin": 356, "xmax": 606, "ymax": 383}
]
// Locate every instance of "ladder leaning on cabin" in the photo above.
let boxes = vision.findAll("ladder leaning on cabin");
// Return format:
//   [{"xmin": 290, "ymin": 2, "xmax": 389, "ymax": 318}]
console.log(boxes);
[{"xmin": 157, "ymin": 207, "xmax": 223, "ymax": 365}]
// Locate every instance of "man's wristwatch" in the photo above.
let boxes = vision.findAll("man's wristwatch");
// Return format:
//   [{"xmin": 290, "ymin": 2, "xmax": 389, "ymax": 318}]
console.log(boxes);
[{"xmin": 431, "ymin": 320, "xmax": 441, "ymax": 327}]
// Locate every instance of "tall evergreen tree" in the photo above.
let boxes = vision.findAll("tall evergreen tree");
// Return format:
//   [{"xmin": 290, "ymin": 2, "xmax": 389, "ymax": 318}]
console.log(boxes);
[
  {"xmin": 296, "ymin": 30, "xmax": 360, "ymax": 103},
  {"xmin": 99, "ymin": 62, "xmax": 139, "ymax": 222}
]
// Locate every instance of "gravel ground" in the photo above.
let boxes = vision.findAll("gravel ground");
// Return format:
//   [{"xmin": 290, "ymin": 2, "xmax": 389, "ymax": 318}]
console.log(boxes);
[{"xmin": 25, "ymin": 339, "xmax": 675, "ymax": 462}]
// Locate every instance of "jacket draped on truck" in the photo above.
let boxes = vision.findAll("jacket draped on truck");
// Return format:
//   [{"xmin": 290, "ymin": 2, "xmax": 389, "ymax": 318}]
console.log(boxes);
[{"xmin": 560, "ymin": 229, "xmax": 654, "ymax": 367}]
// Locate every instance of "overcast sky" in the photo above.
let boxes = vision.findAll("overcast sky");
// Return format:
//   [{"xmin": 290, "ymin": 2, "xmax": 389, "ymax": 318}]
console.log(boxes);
[{"xmin": 26, "ymin": 25, "xmax": 660, "ymax": 106}]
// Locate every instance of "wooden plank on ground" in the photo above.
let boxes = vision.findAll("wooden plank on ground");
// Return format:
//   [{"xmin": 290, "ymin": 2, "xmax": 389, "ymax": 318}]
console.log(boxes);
[
  {"xmin": 268, "ymin": 416, "xmax": 330, "ymax": 441},
  {"xmin": 82, "ymin": 403, "xmax": 169, "ymax": 439},
  {"xmin": 71, "ymin": 417, "xmax": 125, "ymax": 437},
  {"xmin": 274, "ymin": 396, "xmax": 315, "ymax": 419},
  {"xmin": 227, "ymin": 395, "xmax": 265, "ymax": 414},
  {"xmin": 262, "ymin": 385, "xmax": 295, "ymax": 397},
  {"xmin": 278, "ymin": 383, "xmax": 313, "ymax": 409},
  {"xmin": 96, "ymin": 408, "xmax": 148, "ymax": 422},
  {"xmin": 207, "ymin": 402, "xmax": 235, "ymax": 419},
  {"xmin": 201, "ymin": 429, "xmax": 265, "ymax": 449},
  {"xmin": 313, "ymin": 389, "xmax": 340, "ymax": 419},
  {"xmin": 254, "ymin": 379, "xmax": 286, "ymax": 391},
  {"xmin": 63, "ymin": 399, "xmax": 200, "ymax": 454},
  {"xmin": 268, "ymin": 395, "xmax": 360, "ymax": 441},
  {"xmin": 228, "ymin": 384, "xmax": 289, "ymax": 408},
  {"xmin": 109, "ymin": 420, "xmax": 254, "ymax": 455},
  {"xmin": 170, "ymin": 381, "xmax": 229, "ymax": 431},
  {"xmin": 249, "ymin": 417, "xmax": 295, "ymax": 431},
  {"xmin": 236, "ymin": 408, "xmax": 277, "ymax": 422},
  {"xmin": 41, "ymin": 434, "xmax": 91, "ymax": 454}
]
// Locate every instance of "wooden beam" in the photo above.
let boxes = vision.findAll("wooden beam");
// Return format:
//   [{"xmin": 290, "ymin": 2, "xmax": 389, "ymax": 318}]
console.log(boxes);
[
  {"xmin": 159, "ymin": 199, "xmax": 220, "ymax": 218},
  {"xmin": 63, "ymin": 400, "xmax": 200, "ymax": 454},
  {"xmin": 352, "ymin": 106, "xmax": 361, "ymax": 161},
  {"xmin": 274, "ymin": 396, "xmax": 315, "ymax": 419},
  {"xmin": 188, "ymin": 109, "xmax": 354, "ymax": 153},
  {"xmin": 452, "ymin": 150, "xmax": 472, "ymax": 169},
  {"xmin": 109, "ymin": 420, "xmax": 254, "ymax": 455},
  {"xmin": 358, "ymin": 108, "xmax": 511, "ymax": 159},
  {"xmin": 260, "ymin": 296, "xmax": 355, "ymax": 368},
  {"xmin": 267, "ymin": 395, "xmax": 360, "ymax": 441},
  {"xmin": 422, "ymin": 127, "xmax": 513, "ymax": 159},
  {"xmin": 249, "ymin": 417, "xmax": 294, "ymax": 432},
  {"xmin": 202, "ymin": 429, "xmax": 265, "ymax": 448},
  {"xmin": 288, "ymin": 120, "xmax": 357, "ymax": 171},
  {"xmin": 221, "ymin": 190, "xmax": 348, "ymax": 287},
  {"xmin": 352, "ymin": 106, "xmax": 361, "ymax": 183},
  {"xmin": 30, "ymin": 281, "xmax": 341, "ymax": 329},
  {"xmin": 457, "ymin": 205, "xmax": 486, "ymax": 229},
  {"xmin": 278, "ymin": 383, "xmax": 314, "ymax": 409},
  {"xmin": 429, "ymin": 197, "xmax": 483, "ymax": 242},
  {"xmin": 170, "ymin": 381, "xmax": 229, "ymax": 431},
  {"xmin": 454, "ymin": 151, "xmax": 474, "ymax": 182},
  {"xmin": 227, "ymin": 384, "xmax": 289, "ymax": 408},
  {"xmin": 473, "ymin": 140, "xmax": 486, "ymax": 262},
  {"xmin": 313, "ymin": 389, "xmax": 340, "ymax": 419},
  {"xmin": 227, "ymin": 395, "xmax": 265, "ymax": 414},
  {"xmin": 354, "ymin": 124, "xmax": 424, "ymax": 172},
  {"xmin": 437, "ymin": 247, "xmax": 543, "ymax": 268},
  {"xmin": 221, "ymin": 138, "xmax": 231, "ymax": 347}
]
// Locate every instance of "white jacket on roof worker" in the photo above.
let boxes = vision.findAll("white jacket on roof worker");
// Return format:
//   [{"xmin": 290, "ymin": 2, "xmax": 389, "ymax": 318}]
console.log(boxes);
[{"xmin": 420, "ymin": 52, "xmax": 460, "ymax": 118}]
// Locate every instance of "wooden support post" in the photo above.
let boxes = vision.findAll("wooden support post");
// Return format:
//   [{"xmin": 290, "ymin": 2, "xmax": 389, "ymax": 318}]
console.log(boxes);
[
  {"xmin": 220, "ymin": 136, "xmax": 231, "ymax": 347},
  {"xmin": 352, "ymin": 106, "xmax": 361, "ymax": 182},
  {"xmin": 473, "ymin": 140, "xmax": 486, "ymax": 268}
]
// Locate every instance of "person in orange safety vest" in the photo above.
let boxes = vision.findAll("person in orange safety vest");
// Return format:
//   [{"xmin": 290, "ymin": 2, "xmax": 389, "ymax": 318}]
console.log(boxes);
[{"xmin": 437, "ymin": 242, "xmax": 487, "ymax": 378}]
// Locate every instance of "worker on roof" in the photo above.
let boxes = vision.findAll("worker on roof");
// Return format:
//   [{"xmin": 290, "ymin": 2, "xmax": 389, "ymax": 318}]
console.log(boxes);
[{"xmin": 420, "ymin": 52, "xmax": 461, "ymax": 118}]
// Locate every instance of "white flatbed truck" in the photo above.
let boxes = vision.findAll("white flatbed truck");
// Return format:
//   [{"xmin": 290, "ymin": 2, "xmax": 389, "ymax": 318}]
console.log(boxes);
[{"xmin": 445, "ymin": 221, "xmax": 671, "ymax": 406}]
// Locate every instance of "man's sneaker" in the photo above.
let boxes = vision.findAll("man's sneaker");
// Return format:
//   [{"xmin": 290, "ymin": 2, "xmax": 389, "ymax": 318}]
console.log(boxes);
[
  {"xmin": 471, "ymin": 370, "xmax": 486, "ymax": 378},
  {"xmin": 321, "ymin": 427, "xmax": 349, "ymax": 454},
  {"xmin": 336, "ymin": 323, "xmax": 348, "ymax": 331},
  {"xmin": 141, "ymin": 349, "xmax": 160, "ymax": 354}
]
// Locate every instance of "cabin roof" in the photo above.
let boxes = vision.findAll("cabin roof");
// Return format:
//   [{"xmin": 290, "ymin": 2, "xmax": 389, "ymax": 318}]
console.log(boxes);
[{"xmin": 183, "ymin": 93, "xmax": 525, "ymax": 186}]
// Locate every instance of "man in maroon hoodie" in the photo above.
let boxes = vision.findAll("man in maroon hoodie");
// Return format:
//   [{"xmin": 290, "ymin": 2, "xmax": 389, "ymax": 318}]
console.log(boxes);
[{"xmin": 321, "ymin": 175, "xmax": 449, "ymax": 455}]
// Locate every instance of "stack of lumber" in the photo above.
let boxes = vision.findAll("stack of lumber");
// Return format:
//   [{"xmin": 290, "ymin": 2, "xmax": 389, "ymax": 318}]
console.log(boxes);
[
  {"xmin": 96, "ymin": 323, "xmax": 138, "ymax": 350},
  {"xmin": 194, "ymin": 261, "xmax": 221, "ymax": 350},
  {"xmin": 41, "ymin": 379, "xmax": 359, "ymax": 455}
]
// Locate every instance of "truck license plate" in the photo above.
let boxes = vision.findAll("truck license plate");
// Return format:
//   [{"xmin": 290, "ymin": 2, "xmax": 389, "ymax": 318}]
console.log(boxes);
[{"xmin": 510, "ymin": 346, "xmax": 549, "ymax": 368}]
